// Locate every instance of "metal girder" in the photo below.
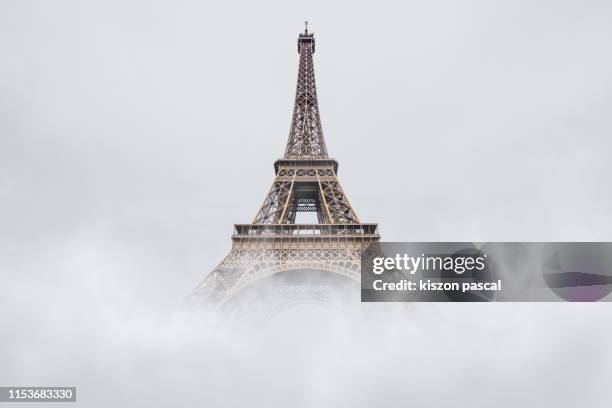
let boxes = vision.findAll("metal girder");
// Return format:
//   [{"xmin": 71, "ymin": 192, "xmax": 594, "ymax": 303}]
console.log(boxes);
[
  {"xmin": 253, "ymin": 167, "xmax": 359, "ymax": 225},
  {"xmin": 186, "ymin": 247, "xmax": 366, "ymax": 308}
]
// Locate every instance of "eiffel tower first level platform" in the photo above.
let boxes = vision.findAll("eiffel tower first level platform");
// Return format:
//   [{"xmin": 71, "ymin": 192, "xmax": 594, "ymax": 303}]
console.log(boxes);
[{"xmin": 188, "ymin": 25, "xmax": 379, "ymax": 309}]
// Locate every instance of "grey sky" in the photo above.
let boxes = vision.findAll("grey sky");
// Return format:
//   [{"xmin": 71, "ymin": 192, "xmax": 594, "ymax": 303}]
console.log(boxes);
[{"xmin": 1, "ymin": 0, "xmax": 611, "ymax": 406}]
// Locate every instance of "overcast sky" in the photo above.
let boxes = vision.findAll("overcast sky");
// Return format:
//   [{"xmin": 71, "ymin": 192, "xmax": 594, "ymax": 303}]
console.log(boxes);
[{"xmin": 1, "ymin": 0, "xmax": 612, "ymax": 406}]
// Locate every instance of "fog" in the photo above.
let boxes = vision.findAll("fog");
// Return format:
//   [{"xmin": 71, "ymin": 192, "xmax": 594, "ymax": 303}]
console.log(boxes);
[{"xmin": 1, "ymin": 0, "xmax": 611, "ymax": 406}]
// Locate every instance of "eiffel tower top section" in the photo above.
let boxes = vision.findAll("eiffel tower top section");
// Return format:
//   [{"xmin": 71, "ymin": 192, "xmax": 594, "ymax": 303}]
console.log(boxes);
[
  {"xmin": 283, "ymin": 24, "xmax": 328, "ymax": 159},
  {"xmin": 243, "ymin": 25, "xmax": 378, "ymax": 245}
]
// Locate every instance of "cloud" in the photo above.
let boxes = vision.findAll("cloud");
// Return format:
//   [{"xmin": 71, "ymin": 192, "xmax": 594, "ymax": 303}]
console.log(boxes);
[{"xmin": 1, "ymin": 231, "xmax": 611, "ymax": 407}]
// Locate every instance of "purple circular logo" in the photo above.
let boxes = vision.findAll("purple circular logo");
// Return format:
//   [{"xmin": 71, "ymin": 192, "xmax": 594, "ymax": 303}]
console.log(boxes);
[{"xmin": 542, "ymin": 243, "xmax": 612, "ymax": 301}]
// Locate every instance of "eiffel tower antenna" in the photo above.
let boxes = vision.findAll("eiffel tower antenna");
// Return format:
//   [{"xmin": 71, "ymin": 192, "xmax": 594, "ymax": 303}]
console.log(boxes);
[
  {"xmin": 187, "ymin": 28, "xmax": 380, "ymax": 314},
  {"xmin": 304, "ymin": 20, "xmax": 308, "ymax": 34}
]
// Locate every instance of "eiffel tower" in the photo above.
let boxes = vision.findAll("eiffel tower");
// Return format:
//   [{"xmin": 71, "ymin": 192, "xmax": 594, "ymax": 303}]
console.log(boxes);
[{"xmin": 188, "ymin": 24, "xmax": 379, "ymax": 316}]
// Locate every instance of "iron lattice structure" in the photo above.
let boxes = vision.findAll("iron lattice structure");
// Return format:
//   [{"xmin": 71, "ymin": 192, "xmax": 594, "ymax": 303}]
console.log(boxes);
[{"xmin": 188, "ymin": 27, "xmax": 379, "ymax": 310}]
